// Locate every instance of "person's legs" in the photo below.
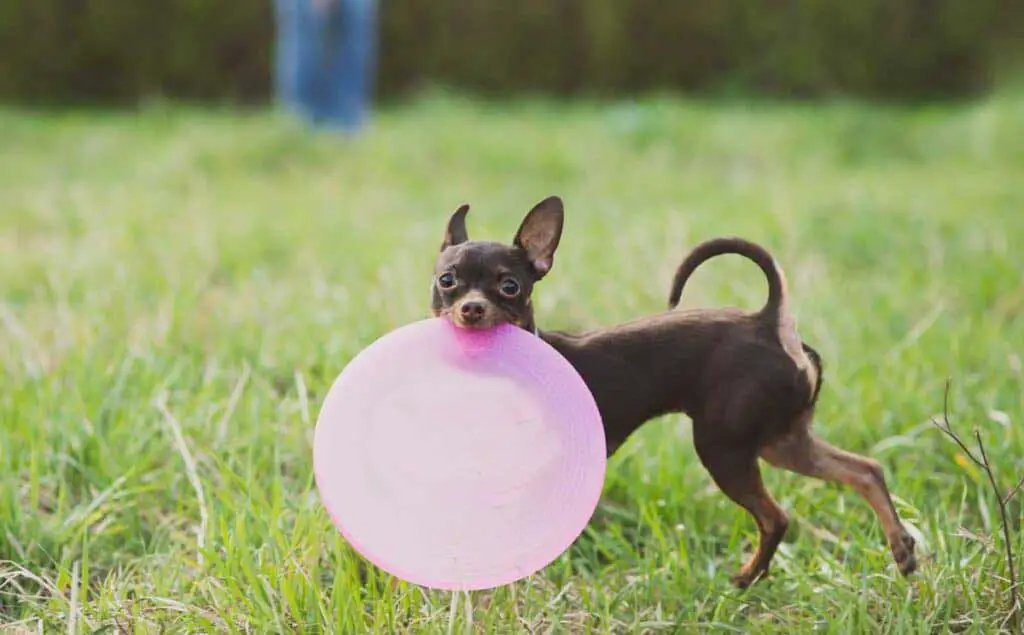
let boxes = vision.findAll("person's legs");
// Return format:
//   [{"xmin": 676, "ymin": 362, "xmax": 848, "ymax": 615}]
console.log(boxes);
[
  {"xmin": 273, "ymin": 0, "xmax": 322, "ymax": 122},
  {"xmin": 319, "ymin": 0, "xmax": 377, "ymax": 133}
]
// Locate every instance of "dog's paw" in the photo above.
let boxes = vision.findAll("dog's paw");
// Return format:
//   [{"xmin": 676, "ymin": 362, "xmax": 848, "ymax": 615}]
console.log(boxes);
[
  {"xmin": 893, "ymin": 530, "xmax": 917, "ymax": 576},
  {"xmin": 730, "ymin": 567, "xmax": 769, "ymax": 589}
]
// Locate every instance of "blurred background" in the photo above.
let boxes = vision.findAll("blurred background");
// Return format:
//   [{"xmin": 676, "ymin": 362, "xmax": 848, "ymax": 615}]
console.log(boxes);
[
  {"xmin": 1, "ymin": 0, "xmax": 1021, "ymax": 107},
  {"xmin": 4, "ymin": 1, "xmax": 1024, "ymax": 631}
]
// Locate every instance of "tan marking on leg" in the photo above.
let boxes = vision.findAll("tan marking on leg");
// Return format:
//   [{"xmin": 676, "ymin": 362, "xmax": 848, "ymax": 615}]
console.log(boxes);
[
  {"xmin": 761, "ymin": 431, "xmax": 916, "ymax": 576},
  {"xmin": 694, "ymin": 442, "xmax": 790, "ymax": 588}
]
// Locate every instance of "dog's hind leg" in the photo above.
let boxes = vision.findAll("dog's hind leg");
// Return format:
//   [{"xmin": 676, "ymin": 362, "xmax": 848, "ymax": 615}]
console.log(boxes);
[
  {"xmin": 693, "ymin": 429, "xmax": 789, "ymax": 588},
  {"xmin": 760, "ymin": 429, "xmax": 917, "ymax": 577}
]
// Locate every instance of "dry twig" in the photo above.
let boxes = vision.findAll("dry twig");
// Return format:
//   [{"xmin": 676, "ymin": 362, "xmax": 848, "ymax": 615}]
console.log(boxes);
[{"xmin": 932, "ymin": 379, "xmax": 1022, "ymax": 632}]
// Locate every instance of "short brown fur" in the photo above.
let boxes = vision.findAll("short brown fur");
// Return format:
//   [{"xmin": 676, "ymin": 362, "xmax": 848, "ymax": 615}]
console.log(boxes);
[{"xmin": 430, "ymin": 196, "xmax": 917, "ymax": 587}]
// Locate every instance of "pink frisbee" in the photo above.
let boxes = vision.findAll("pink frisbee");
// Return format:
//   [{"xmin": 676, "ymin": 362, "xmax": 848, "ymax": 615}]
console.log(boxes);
[{"xmin": 313, "ymin": 317, "xmax": 606, "ymax": 591}]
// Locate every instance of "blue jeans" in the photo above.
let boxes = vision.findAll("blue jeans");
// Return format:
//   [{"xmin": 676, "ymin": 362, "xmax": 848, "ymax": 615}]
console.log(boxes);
[{"xmin": 274, "ymin": 0, "xmax": 377, "ymax": 132}]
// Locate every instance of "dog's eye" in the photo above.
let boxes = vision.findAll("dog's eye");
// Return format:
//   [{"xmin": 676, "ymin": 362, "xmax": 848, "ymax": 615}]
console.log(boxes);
[
  {"xmin": 499, "ymin": 278, "xmax": 521, "ymax": 298},
  {"xmin": 437, "ymin": 272, "xmax": 457, "ymax": 290}
]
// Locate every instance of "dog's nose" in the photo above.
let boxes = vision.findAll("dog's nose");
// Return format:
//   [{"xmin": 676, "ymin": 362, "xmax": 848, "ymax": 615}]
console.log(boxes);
[{"xmin": 459, "ymin": 301, "xmax": 487, "ymax": 323}]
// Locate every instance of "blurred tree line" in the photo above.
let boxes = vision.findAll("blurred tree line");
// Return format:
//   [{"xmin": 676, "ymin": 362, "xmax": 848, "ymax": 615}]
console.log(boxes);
[{"xmin": 0, "ymin": 0, "xmax": 1019, "ymax": 106}]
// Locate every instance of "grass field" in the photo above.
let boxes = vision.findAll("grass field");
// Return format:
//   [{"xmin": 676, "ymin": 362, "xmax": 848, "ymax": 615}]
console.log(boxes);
[{"xmin": 2, "ymin": 91, "xmax": 1023, "ymax": 633}]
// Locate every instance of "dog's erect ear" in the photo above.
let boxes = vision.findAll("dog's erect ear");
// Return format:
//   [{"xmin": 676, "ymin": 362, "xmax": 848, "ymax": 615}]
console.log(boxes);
[
  {"xmin": 441, "ymin": 204, "xmax": 470, "ymax": 251},
  {"xmin": 514, "ymin": 196, "xmax": 564, "ymax": 278}
]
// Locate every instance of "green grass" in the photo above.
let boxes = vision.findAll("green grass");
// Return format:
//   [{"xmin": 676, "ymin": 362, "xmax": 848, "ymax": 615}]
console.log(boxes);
[{"xmin": 1, "ymin": 91, "xmax": 1023, "ymax": 633}]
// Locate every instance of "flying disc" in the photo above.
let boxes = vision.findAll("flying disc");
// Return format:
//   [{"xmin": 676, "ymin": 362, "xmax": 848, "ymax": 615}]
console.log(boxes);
[{"xmin": 313, "ymin": 317, "xmax": 606, "ymax": 591}]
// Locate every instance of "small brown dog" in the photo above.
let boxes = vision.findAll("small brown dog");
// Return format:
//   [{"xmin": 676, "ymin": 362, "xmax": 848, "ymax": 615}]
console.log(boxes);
[{"xmin": 430, "ymin": 196, "xmax": 917, "ymax": 587}]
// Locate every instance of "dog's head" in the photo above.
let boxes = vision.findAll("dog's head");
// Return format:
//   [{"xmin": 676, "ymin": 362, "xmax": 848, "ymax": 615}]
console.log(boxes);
[{"xmin": 431, "ymin": 196, "xmax": 564, "ymax": 331}]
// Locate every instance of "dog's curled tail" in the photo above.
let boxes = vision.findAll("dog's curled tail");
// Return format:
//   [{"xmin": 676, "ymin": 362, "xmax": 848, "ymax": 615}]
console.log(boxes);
[
  {"xmin": 667, "ymin": 237, "xmax": 783, "ymax": 319},
  {"xmin": 668, "ymin": 237, "xmax": 818, "ymax": 391}
]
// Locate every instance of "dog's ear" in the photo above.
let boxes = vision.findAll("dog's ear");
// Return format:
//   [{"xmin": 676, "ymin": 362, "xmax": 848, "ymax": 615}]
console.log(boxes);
[
  {"xmin": 514, "ymin": 196, "xmax": 564, "ymax": 278},
  {"xmin": 441, "ymin": 204, "xmax": 470, "ymax": 251}
]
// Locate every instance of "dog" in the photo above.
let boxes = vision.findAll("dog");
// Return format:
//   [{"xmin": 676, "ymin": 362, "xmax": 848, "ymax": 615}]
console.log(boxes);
[{"xmin": 430, "ymin": 195, "xmax": 917, "ymax": 588}]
